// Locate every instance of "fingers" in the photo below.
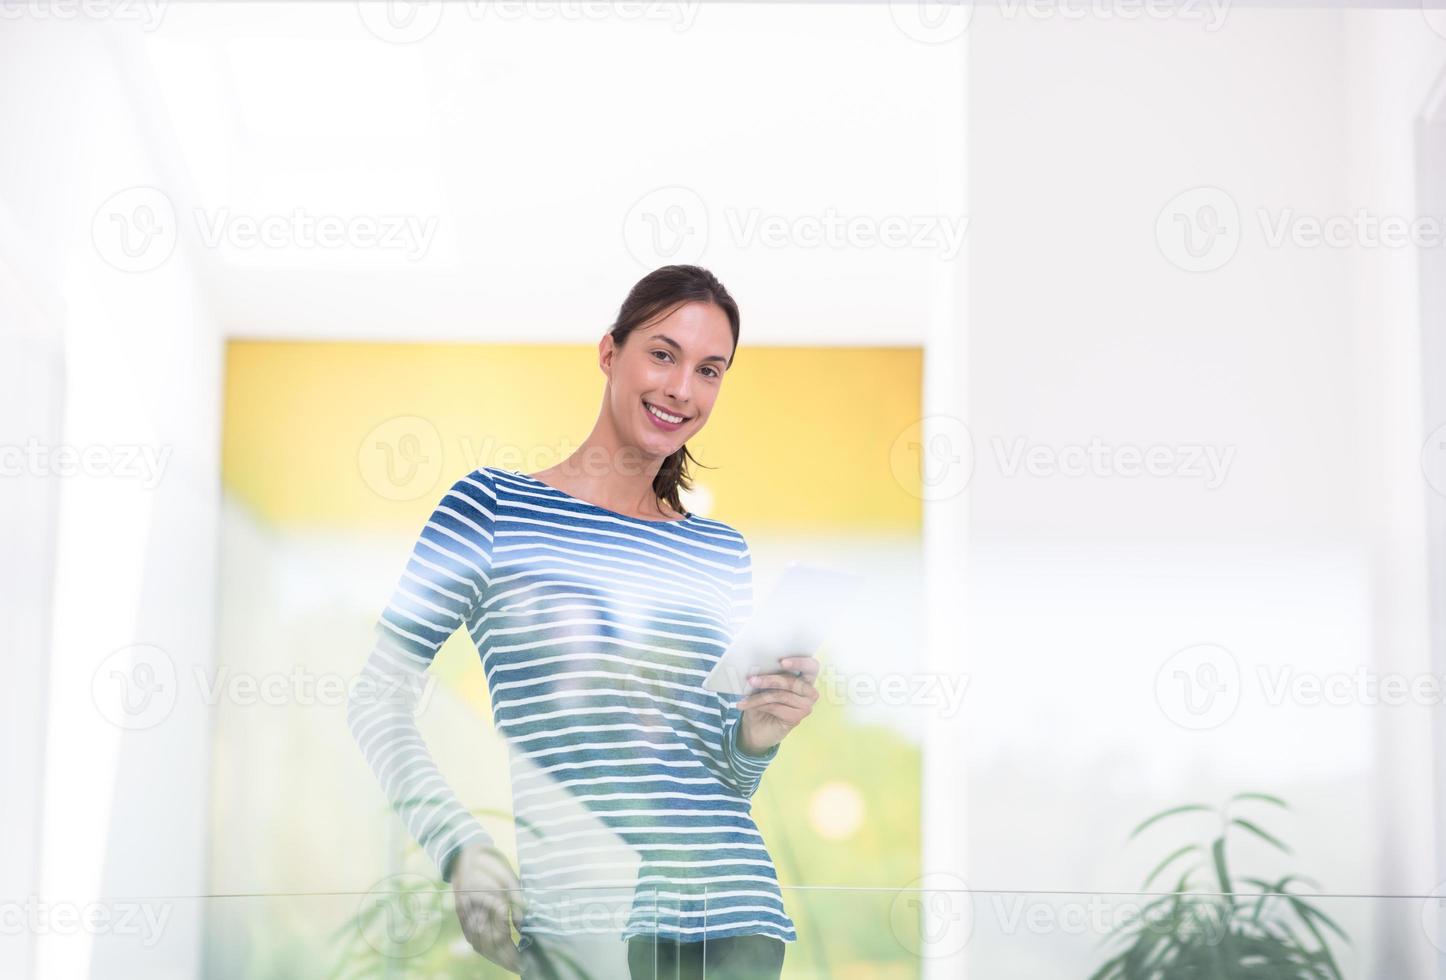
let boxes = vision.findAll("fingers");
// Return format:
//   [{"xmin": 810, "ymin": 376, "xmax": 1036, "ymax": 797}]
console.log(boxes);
[
  {"xmin": 457, "ymin": 890, "xmax": 504, "ymax": 944},
  {"xmin": 477, "ymin": 889, "xmax": 520, "ymax": 973},
  {"xmin": 741, "ymin": 672, "xmax": 820, "ymax": 704},
  {"xmin": 487, "ymin": 924, "xmax": 522, "ymax": 973},
  {"xmin": 452, "ymin": 844, "xmax": 527, "ymax": 965},
  {"xmin": 736, "ymin": 691, "xmax": 811, "ymax": 723},
  {"xmin": 473, "ymin": 845, "xmax": 519, "ymax": 882},
  {"xmin": 744, "ymin": 657, "xmax": 821, "ymax": 692},
  {"xmin": 738, "ymin": 687, "xmax": 811, "ymax": 711},
  {"xmin": 457, "ymin": 891, "xmax": 523, "ymax": 973},
  {"xmin": 778, "ymin": 655, "xmax": 821, "ymax": 682},
  {"xmin": 458, "ymin": 848, "xmax": 522, "ymax": 901},
  {"xmin": 507, "ymin": 882, "xmax": 528, "ymax": 924}
]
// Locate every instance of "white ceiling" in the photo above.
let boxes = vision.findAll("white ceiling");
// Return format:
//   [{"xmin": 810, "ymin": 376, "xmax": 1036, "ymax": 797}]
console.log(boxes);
[{"xmin": 137, "ymin": 2, "xmax": 966, "ymax": 345}]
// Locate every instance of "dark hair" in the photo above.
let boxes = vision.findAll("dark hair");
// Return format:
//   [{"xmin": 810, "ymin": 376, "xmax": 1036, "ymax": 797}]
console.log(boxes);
[{"xmin": 607, "ymin": 264, "xmax": 741, "ymax": 516}]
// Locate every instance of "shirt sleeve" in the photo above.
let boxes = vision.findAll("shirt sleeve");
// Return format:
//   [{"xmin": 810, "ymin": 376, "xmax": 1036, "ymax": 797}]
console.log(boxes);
[
  {"xmin": 345, "ymin": 468, "xmax": 498, "ymax": 883},
  {"xmin": 716, "ymin": 537, "xmax": 781, "ymax": 798}
]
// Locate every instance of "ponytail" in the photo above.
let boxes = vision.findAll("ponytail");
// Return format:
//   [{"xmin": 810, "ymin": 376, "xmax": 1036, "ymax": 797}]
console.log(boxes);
[{"xmin": 607, "ymin": 265, "xmax": 740, "ymax": 515}]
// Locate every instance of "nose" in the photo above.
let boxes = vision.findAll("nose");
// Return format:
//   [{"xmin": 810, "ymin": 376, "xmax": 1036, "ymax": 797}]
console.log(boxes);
[{"xmin": 664, "ymin": 363, "xmax": 693, "ymax": 405}]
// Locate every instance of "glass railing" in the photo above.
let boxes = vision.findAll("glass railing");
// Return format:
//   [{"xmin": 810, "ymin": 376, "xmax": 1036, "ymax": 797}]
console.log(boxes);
[{"xmin": 38, "ymin": 882, "xmax": 1441, "ymax": 977}]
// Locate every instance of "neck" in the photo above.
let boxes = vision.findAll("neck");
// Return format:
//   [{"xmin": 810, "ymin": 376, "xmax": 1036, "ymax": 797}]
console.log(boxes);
[{"xmin": 556, "ymin": 409, "xmax": 672, "ymax": 517}]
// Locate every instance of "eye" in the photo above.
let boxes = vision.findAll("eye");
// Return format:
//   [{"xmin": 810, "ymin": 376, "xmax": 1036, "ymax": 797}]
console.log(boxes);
[{"xmin": 652, "ymin": 349, "xmax": 720, "ymax": 379}]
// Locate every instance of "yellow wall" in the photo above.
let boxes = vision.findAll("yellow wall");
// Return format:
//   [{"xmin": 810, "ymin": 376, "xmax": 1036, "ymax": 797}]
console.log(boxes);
[{"xmin": 222, "ymin": 340, "xmax": 923, "ymax": 533}]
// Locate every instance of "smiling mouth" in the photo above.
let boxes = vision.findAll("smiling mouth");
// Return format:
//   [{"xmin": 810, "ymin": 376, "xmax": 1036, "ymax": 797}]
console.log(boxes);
[{"xmin": 643, "ymin": 400, "xmax": 690, "ymax": 426}]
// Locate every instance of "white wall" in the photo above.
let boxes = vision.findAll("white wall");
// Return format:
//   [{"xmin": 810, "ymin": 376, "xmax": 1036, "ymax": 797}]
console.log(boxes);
[
  {"xmin": 963, "ymin": 7, "xmax": 1439, "ymax": 975},
  {"xmin": 10, "ymin": 3, "xmax": 1446, "ymax": 978},
  {"xmin": 0, "ymin": 18, "xmax": 224, "ymax": 980},
  {"xmin": 140, "ymin": 1, "xmax": 963, "ymax": 349},
  {"xmin": 0, "ymin": 197, "xmax": 65, "ymax": 980},
  {"xmin": 3, "ymin": 6, "xmax": 966, "ymax": 977},
  {"xmin": 1342, "ymin": 12, "xmax": 1446, "ymax": 975}
]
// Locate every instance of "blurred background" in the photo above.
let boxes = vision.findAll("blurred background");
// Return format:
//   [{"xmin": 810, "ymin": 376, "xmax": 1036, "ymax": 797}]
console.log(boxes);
[{"xmin": 5, "ymin": 1, "xmax": 1446, "ymax": 977}]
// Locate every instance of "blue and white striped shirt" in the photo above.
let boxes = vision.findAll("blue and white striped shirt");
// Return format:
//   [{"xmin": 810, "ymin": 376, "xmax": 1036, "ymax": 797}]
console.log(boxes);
[{"xmin": 347, "ymin": 465, "xmax": 797, "ymax": 945}]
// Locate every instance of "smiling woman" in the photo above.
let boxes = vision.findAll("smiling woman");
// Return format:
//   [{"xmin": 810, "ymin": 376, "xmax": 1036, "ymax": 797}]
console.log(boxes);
[
  {"xmin": 348, "ymin": 266, "xmax": 815, "ymax": 980},
  {"xmin": 582, "ymin": 266, "xmax": 743, "ymax": 522}
]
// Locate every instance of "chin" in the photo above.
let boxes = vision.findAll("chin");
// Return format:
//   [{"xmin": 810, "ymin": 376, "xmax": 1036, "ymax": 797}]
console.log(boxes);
[{"xmin": 647, "ymin": 435, "xmax": 685, "ymax": 455}]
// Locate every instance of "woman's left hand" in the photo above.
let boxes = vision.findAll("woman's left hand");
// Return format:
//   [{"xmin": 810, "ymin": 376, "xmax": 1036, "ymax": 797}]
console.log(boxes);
[{"xmin": 737, "ymin": 655, "xmax": 821, "ymax": 755}]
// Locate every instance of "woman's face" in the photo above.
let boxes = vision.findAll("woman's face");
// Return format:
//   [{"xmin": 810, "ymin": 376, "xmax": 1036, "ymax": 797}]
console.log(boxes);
[{"xmin": 603, "ymin": 300, "xmax": 734, "ymax": 462}]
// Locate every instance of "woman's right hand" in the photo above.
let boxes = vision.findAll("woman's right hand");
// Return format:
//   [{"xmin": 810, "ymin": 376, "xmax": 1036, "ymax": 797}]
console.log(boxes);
[{"xmin": 452, "ymin": 844, "xmax": 526, "ymax": 973}]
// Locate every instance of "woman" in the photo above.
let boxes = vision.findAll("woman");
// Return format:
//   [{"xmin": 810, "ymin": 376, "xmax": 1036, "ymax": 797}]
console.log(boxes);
[{"xmin": 347, "ymin": 265, "xmax": 820, "ymax": 979}]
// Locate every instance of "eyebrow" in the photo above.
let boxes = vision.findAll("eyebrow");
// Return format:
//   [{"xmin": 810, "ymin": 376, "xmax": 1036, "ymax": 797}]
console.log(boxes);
[{"xmin": 649, "ymin": 333, "xmax": 731, "ymax": 366}]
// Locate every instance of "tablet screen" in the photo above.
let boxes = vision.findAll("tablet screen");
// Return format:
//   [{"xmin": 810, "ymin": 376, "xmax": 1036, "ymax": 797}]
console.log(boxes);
[{"xmin": 702, "ymin": 561, "xmax": 865, "ymax": 695}]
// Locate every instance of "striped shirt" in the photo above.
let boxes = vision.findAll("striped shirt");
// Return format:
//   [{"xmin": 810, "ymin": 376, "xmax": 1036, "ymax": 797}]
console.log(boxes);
[{"xmin": 347, "ymin": 465, "xmax": 798, "ymax": 945}]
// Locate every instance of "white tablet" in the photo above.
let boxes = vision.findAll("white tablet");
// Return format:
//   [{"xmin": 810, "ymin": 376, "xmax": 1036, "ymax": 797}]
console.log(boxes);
[{"xmin": 702, "ymin": 561, "xmax": 865, "ymax": 696}]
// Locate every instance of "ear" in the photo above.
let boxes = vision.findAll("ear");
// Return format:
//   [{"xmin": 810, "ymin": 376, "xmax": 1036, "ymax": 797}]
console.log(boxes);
[{"xmin": 598, "ymin": 333, "xmax": 614, "ymax": 378}]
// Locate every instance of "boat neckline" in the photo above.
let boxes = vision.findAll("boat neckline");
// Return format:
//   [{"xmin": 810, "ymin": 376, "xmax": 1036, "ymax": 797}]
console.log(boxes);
[{"xmin": 501, "ymin": 468, "xmax": 697, "ymax": 525}]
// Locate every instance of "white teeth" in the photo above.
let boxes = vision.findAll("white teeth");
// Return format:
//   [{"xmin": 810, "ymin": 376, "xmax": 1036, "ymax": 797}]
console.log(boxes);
[{"xmin": 646, "ymin": 403, "xmax": 685, "ymax": 424}]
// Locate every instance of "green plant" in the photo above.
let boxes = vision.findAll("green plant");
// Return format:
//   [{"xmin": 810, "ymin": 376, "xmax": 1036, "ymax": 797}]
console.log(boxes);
[
  {"xmin": 326, "ymin": 802, "xmax": 594, "ymax": 979},
  {"xmin": 1089, "ymin": 793, "xmax": 1349, "ymax": 980}
]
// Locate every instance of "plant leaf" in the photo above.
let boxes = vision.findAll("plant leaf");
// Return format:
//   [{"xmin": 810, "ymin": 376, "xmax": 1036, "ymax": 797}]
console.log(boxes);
[
  {"xmin": 1229, "ymin": 791, "xmax": 1289, "ymax": 810},
  {"xmin": 1290, "ymin": 897, "xmax": 1350, "ymax": 945},
  {"xmin": 1143, "ymin": 844, "xmax": 1202, "ymax": 891},
  {"xmin": 1128, "ymin": 803, "xmax": 1213, "ymax": 841},
  {"xmin": 1286, "ymin": 897, "xmax": 1346, "ymax": 980},
  {"xmin": 1232, "ymin": 818, "xmax": 1293, "ymax": 855},
  {"xmin": 1086, "ymin": 948, "xmax": 1129, "ymax": 980},
  {"xmin": 1211, "ymin": 836, "xmax": 1235, "ymax": 901}
]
